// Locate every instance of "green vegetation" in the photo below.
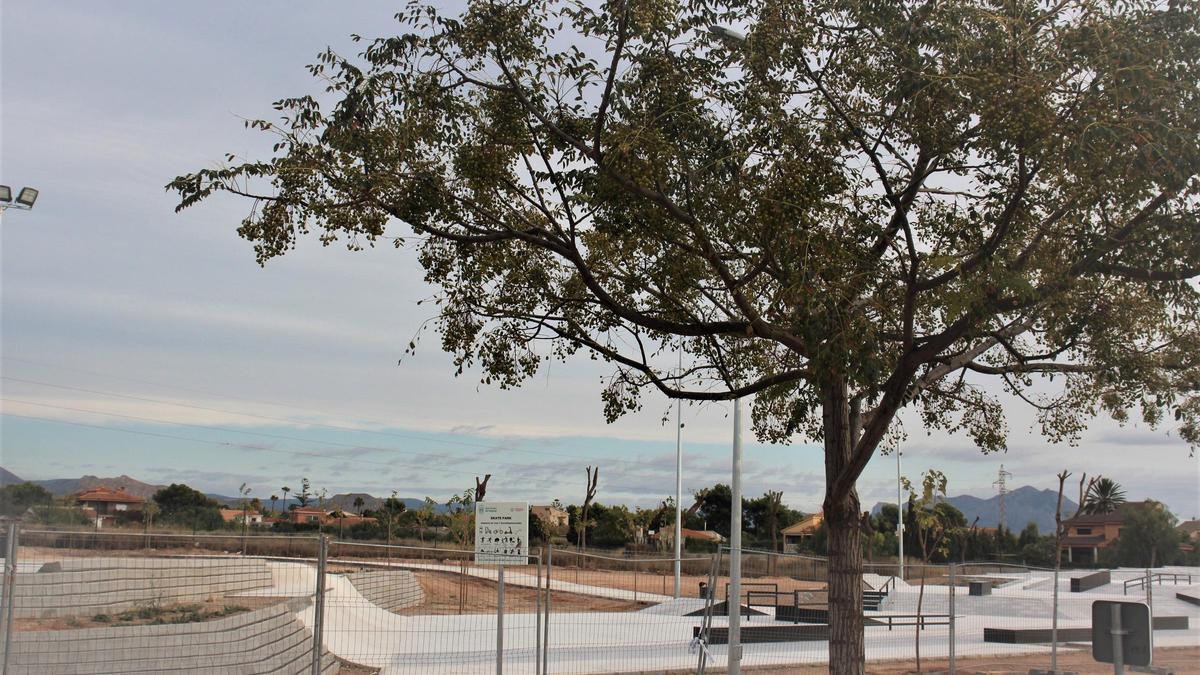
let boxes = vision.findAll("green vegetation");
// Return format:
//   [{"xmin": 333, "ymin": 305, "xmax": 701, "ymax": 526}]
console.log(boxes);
[
  {"xmin": 152, "ymin": 483, "xmax": 223, "ymax": 530},
  {"xmin": 172, "ymin": 0, "xmax": 1200, "ymax": 669},
  {"xmin": 0, "ymin": 482, "xmax": 54, "ymax": 517},
  {"xmin": 91, "ymin": 603, "xmax": 250, "ymax": 626}
]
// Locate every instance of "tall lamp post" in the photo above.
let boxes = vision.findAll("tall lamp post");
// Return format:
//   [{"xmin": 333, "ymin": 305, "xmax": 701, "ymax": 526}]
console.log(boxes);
[
  {"xmin": 896, "ymin": 450, "xmax": 905, "ymax": 580},
  {"xmin": 0, "ymin": 186, "xmax": 39, "ymax": 215},
  {"xmin": 674, "ymin": 352, "xmax": 684, "ymax": 599}
]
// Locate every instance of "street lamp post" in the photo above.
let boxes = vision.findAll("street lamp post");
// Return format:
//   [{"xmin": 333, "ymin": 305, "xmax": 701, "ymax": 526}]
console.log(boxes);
[
  {"xmin": 728, "ymin": 397, "xmax": 744, "ymax": 675},
  {"xmin": 674, "ymin": 352, "xmax": 684, "ymax": 599},
  {"xmin": 0, "ymin": 186, "xmax": 39, "ymax": 215},
  {"xmin": 896, "ymin": 450, "xmax": 905, "ymax": 580}
]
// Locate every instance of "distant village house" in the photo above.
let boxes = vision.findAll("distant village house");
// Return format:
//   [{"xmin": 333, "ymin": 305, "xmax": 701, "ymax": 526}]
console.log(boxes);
[
  {"xmin": 219, "ymin": 508, "xmax": 264, "ymax": 526},
  {"xmin": 781, "ymin": 512, "xmax": 823, "ymax": 551},
  {"xmin": 531, "ymin": 505, "xmax": 569, "ymax": 536},
  {"xmin": 72, "ymin": 487, "xmax": 144, "ymax": 528},
  {"xmin": 1059, "ymin": 501, "xmax": 1152, "ymax": 564}
]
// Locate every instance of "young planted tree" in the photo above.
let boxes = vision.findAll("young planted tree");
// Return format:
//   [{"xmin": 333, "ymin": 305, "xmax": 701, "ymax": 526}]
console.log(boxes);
[
  {"xmin": 415, "ymin": 496, "xmax": 437, "ymax": 545},
  {"xmin": 474, "ymin": 474, "xmax": 491, "ymax": 502},
  {"xmin": 579, "ymin": 466, "xmax": 599, "ymax": 551},
  {"xmin": 171, "ymin": 1, "xmax": 1200, "ymax": 669}
]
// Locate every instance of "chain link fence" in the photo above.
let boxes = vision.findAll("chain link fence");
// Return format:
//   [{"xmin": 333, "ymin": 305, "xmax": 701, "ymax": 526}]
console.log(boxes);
[{"xmin": 1, "ymin": 527, "xmax": 1196, "ymax": 673}]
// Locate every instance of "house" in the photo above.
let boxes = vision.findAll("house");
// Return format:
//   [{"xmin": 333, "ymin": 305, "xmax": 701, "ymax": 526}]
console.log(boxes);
[
  {"xmin": 219, "ymin": 508, "xmax": 264, "ymax": 526},
  {"xmin": 680, "ymin": 528, "xmax": 725, "ymax": 543},
  {"xmin": 650, "ymin": 527, "xmax": 726, "ymax": 549},
  {"xmin": 72, "ymin": 487, "xmax": 144, "ymax": 528},
  {"xmin": 1178, "ymin": 519, "xmax": 1200, "ymax": 542},
  {"xmin": 288, "ymin": 507, "xmax": 332, "ymax": 525},
  {"xmin": 327, "ymin": 514, "xmax": 377, "ymax": 529},
  {"xmin": 531, "ymin": 505, "xmax": 569, "ymax": 536},
  {"xmin": 1059, "ymin": 501, "xmax": 1154, "ymax": 564},
  {"xmin": 781, "ymin": 512, "xmax": 823, "ymax": 551}
]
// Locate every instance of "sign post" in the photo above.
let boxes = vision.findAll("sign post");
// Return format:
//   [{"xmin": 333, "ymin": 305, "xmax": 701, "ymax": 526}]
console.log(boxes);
[
  {"xmin": 1092, "ymin": 600, "xmax": 1151, "ymax": 674},
  {"xmin": 476, "ymin": 502, "xmax": 529, "ymax": 675}
]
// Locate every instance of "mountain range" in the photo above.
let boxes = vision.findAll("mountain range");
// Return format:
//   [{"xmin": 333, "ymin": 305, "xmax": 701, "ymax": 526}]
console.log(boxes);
[
  {"xmin": 0, "ymin": 469, "xmax": 448, "ymax": 513},
  {"xmin": 871, "ymin": 485, "xmax": 1078, "ymax": 533}
]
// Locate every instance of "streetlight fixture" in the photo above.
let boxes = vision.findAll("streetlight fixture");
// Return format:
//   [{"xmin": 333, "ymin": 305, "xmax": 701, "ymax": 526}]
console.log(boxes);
[{"xmin": 0, "ymin": 185, "xmax": 39, "ymax": 214}]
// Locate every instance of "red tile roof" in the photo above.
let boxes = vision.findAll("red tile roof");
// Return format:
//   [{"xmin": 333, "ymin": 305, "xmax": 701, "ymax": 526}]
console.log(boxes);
[{"xmin": 74, "ymin": 487, "xmax": 144, "ymax": 504}]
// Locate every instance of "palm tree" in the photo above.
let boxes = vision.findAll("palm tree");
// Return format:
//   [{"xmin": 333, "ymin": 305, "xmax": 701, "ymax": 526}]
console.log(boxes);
[
  {"xmin": 1084, "ymin": 477, "xmax": 1127, "ymax": 514},
  {"xmin": 270, "ymin": 494, "xmax": 279, "ymax": 516},
  {"xmin": 281, "ymin": 486, "xmax": 291, "ymax": 514},
  {"xmin": 353, "ymin": 496, "xmax": 365, "ymax": 515}
]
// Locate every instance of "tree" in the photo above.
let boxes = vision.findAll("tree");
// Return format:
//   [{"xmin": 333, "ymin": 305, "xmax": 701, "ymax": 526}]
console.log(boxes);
[
  {"xmin": 1084, "ymin": 477, "xmax": 1127, "ymax": 515},
  {"xmin": 353, "ymin": 496, "xmax": 365, "ymax": 515},
  {"xmin": 446, "ymin": 490, "xmax": 475, "ymax": 550},
  {"xmin": 579, "ymin": 466, "xmax": 599, "ymax": 551},
  {"xmin": 142, "ymin": 501, "xmax": 160, "ymax": 533},
  {"xmin": 153, "ymin": 483, "xmax": 222, "ymax": 530},
  {"xmin": 270, "ymin": 494, "xmax": 280, "ymax": 516},
  {"xmin": 382, "ymin": 492, "xmax": 407, "ymax": 548},
  {"xmin": 1111, "ymin": 501, "xmax": 1182, "ymax": 567},
  {"xmin": 903, "ymin": 470, "xmax": 957, "ymax": 563},
  {"xmin": 296, "ymin": 479, "xmax": 312, "ymax": 508},
  {"xmin": 239, "ymin": 483, "xmax": 252, "ymax": 539},
  {"xmin": 474, "ymin": 474, "xmax": 491, "ymax": 502},
  {"xmin": 0, "ymin": 482, "xmax": 53, "ymax": 518},
  {"xmin": 171, "ymin": 2, "xmax": 1200, "ymax": 669},
  {"xmin": 280, "ymin": 486, "xmax": 291, "ymax": 511},
  {"xmin": 414, "ymin": 496, "xmax": 437, "ymax": 545}
]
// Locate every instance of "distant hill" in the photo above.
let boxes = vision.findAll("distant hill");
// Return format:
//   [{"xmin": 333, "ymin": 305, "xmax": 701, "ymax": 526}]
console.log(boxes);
[
  {"xmin": 33, "ymin": 474, "xmax": 162, "ymax": 499},
  {"xmin": 10, "ymin": 471, "xmax": 446, "ymax": 514},
  {"xmin": 873, "ymin": 485, "xmax": 1077, "ymax": 533},
  {"xmin": 327, "ymin": 493, "xmax": 449, "ymax": 515}
]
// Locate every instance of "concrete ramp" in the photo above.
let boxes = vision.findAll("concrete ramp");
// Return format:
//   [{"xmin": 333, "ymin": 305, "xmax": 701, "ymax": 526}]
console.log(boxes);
[
  {"xmin": 0, "ymin": 601, "xmax": 338, "ymax": 674},
  {"xmin": 14, "ymin": 557, "xmax": 273, "ymax": 618},
  {"xmin": 346, "ymin": 569, "xmax": 424, "ymax": 613}
]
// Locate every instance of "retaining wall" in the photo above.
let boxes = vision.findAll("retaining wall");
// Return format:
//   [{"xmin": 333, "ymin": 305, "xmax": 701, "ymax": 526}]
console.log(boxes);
[
  {"xmin": 1, "ymin": 601, "xmax": 339, "ymax": 674},
  {"xmin": 13, "ymin": 557, "xmax": 273, "ymax": 619},
  {"xmin": 345, "ymin": 569, "xmax": 424, "ymax": 612}
]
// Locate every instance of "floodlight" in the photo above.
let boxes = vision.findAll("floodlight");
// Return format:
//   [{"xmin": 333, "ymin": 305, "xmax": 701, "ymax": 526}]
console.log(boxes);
[
  {"xmin": 0, "ymin": 186, "xmax": 10, "ymax": 203},
  {"xmin": 16, "ymin": 187, "xmax": 38, "ymax": 208},
  {"xmin": 708, "ymin": 25, "xmax": 747, "ymax": 44}
]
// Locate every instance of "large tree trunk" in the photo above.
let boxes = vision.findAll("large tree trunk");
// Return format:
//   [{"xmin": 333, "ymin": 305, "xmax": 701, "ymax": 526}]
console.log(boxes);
[{"xmin": 823, "ymin": 377, "xmax": 866, "ymax": 674}]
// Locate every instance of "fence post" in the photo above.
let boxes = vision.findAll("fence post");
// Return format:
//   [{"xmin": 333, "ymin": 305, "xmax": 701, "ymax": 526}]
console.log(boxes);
[
  {"xmin": 311, "ymin": 535, "xmax": 328, "ymax": 675},
  {"xmin": 1, "ymin": 523, "xmax": 18, "ymax": 675},
  {"xmin": 543, "ymin": 545, "xmax": 551, "ymax": 675},
  {"xmin": 496, "ymin": 565, "xmax": 505, "ymax": 675},
  {"xmin": 535, "ymin": 552, "xmax": 542, "ymax": 675},
  {"xmin": 948, "ymin": 562, "xmax": 956, "ymax": 674},
  {"xmin": 1145, "ymin": 567, "xmax": 1154, "ymax": 664},
  {"xmin": 1050, "ymin": 564, "xmax": 1060, "ymax": 673}
]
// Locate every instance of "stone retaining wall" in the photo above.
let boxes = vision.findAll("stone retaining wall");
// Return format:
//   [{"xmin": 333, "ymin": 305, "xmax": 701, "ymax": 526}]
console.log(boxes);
[
  {"xmin": 13, "ymin": 557, "xmax": 273, "ymax": 619},
  {"xmin": 1, "ymin": 601, "xmax": 339, "ymax": 674},
  {"xmin": 346, "ymin": 569, "xmax": 424, "ymax": 612}
]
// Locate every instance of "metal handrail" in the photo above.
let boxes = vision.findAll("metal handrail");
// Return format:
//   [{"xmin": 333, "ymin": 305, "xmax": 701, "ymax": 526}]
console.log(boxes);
[{"xmin": 1123, "ymin": 572, "xmax": 1194, "ymax": 595}]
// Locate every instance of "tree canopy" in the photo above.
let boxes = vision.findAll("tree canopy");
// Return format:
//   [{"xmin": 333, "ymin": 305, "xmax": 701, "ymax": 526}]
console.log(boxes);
[{"xmin": 171, "ymin": 1, "xmax": 1200, "ymax": 669}]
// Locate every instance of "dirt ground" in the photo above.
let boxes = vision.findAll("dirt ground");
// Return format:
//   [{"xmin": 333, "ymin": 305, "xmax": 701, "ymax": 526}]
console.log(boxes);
[
  {"xmin": 731, "ymin": 646, "xmax": 1200, "ymax": 674},
  {"xmin": 395, "ymin": 569, "xmax": 647, "ymax": 614},
  {"xmin": 540, "ymin": 567, "xmax": 826, "ymax": 600},
  {"xmin": 14, "ymin": 596, "xmax": 280, "ymax": 631}
]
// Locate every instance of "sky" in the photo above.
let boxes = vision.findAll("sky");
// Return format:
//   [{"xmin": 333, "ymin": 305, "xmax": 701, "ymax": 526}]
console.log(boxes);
[{"xmin": 1, "ymin": 1, "xmax": 1197, "ymax": 519}]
